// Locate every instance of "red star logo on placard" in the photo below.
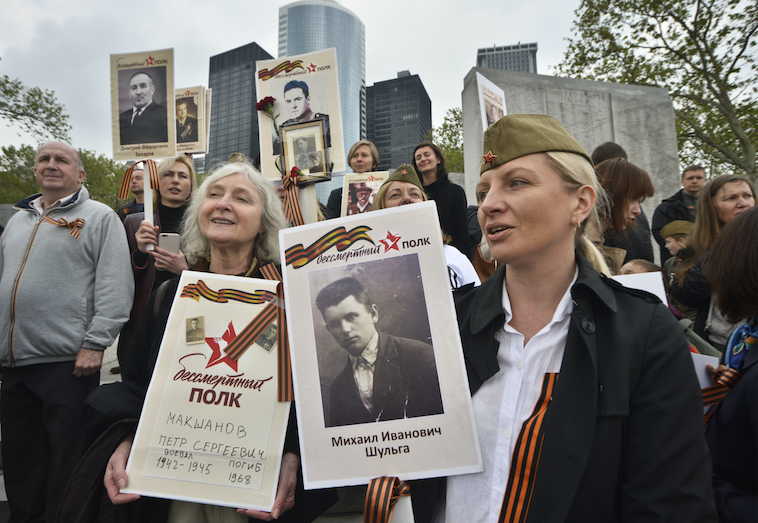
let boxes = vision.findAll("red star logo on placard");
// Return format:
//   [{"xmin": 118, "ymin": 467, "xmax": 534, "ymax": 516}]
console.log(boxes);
[
  {"xmin": 379, "ymin": 231, "xmax": 401, "ymax": 253},
  {"xmin": 483, "ymin": 151, "xmax": 497, "ymax": 165},
  {"xmin": 308, "ymin": 63, "xmax": 317, "ymax": 73},
  {"xmin": 185, "ymin": 90, "xmax": 191, "ymax": 96},
  {"xmin": 205, "ymin": 321, "xmax": 238, "ymax": 371},
  {"xmin": 145, "ymin": 55, "xmax": 155, "ymax": 66}
]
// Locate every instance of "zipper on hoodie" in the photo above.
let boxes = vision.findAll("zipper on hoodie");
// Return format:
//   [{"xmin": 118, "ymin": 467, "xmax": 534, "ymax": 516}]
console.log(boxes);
[{"xmin": 7, "ymin": 211, "xmax": 45, "ymax": 366}]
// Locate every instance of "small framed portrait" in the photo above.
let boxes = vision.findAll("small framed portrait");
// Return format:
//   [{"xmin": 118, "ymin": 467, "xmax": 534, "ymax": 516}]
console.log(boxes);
[
  {"xmin": 254, "ymin": 323, "xmax": 278, "ymax": 353},
  {"xmin": 281, "ymin": 120, "xmax": 331, "ymax": 183},
  {"xmin": 185, "ymin": 316, "xmax": 205, "ymax": 345}
]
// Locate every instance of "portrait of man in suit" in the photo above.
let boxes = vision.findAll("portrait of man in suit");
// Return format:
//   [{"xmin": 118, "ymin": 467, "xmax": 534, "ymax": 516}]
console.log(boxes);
[
  {"xmin": 119, "ymin": 71, "xmax": 169, "ymax": 145},
  {"xmin": 176, "ymin": 98, "xmax": 198, "ymax": 143},
  {"xmin": 315, "ymin": 277, "xmax": 444, "ymax": 427}
]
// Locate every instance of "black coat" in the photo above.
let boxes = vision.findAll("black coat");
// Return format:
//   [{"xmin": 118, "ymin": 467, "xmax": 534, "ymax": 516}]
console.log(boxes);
[
  {"xmin": 423, "ymin": 170, "xmax": 470, "ymax": 259},
  {"xmin": 705, "ymin": 340, "xmax": 758, "ymax": 522},
  {"xmin": 412, "ymin": 252, "xmax": 717, "ymax": 523}
]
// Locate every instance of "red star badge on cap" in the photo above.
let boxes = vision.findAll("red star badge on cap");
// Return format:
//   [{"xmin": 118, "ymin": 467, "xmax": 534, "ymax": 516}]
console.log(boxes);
[
  {"xmin": 401, "ymin": 169, "xmax": 407, "ymax": 175},
  {"xmin": 483, "ymin": 151, "xmax": 497, "ymax": 165}
]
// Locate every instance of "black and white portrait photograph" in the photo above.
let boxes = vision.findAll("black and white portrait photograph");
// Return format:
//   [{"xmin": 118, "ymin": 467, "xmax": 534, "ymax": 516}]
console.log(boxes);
[
  {"xmin": 308, "ymin": 254, "xmax": 444, "ymax": 428},
  {"xmin": 175, "ymin": 96, "xmax": 199, "ymax": 144},
  {"xmin": 185, "ymin": 316, "xmax": 205, "ymax": 345},
  {"xmin": 117, "ymin": 67, "xmax": 170, "ymax": 145},
  {"xmin": 255, "ymin": 323, "xmax": 278, "ymax": 353}
]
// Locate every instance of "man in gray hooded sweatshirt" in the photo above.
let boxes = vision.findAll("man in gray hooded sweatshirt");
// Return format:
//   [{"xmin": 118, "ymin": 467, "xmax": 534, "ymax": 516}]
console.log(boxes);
[{"xmin": 0, "ymin": 141, "xmax": 134, "ymax": 522}]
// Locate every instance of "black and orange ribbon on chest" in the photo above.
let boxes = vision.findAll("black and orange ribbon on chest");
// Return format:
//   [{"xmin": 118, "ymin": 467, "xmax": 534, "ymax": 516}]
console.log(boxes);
[{"xmin": 42, "ymin": 216, "xmax": 85, "ymax": 239}]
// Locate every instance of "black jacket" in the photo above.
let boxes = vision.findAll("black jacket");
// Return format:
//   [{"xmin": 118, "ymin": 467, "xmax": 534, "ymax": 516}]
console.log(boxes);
[
  {"xmin": 705, "ymin": 337, "xmax": 758, "ymax": 521},
  {"xmin": 669, "ymin": 253, "xmax": 711, "ymax": 340},
  {"xmin": 412, "ymin": 252, "xmax": 717, "ymax": 523},
  {"xmin": 652, "ymin": 189, "xmax": 695, "ymax": 262},
  {"xmin": 422, "ymin": 169, "xmax": 470, "ymax": 259}
]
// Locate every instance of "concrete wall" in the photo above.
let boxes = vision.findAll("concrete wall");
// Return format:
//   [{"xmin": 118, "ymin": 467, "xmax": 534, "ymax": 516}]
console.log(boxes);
[
  {"xmin": 462, "ymin": 68, "xmax": 681, "ymax": 221},
  {"xmin": 0, "ymin": 205, "xmax": 18, "ymax": 229}
]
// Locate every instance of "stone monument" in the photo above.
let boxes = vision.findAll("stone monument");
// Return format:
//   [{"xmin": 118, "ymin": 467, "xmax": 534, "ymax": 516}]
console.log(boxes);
[{"xmin": 462, "ymin": 67, "xmax": 680, "ymax": 224}]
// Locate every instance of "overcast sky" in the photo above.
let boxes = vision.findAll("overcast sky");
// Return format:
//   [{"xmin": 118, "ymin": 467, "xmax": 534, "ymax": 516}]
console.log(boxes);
[{"xmin": 0, "ymin": 0, "xmax": 580, "ymax": 159}]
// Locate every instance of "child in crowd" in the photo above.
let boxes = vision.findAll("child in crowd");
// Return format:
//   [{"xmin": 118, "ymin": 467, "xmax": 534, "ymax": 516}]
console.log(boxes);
[{"xmin": 660, "ymin": 220, "xmax": 699, "ymax": 321}]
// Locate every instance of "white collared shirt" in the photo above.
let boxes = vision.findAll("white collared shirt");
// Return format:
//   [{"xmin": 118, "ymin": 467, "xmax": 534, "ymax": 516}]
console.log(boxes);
[
  {"xmin": 443, "ymin": 267, "xmax": 578, "ymax": 522},
  {"xmin": 349, "ymin": 331, "xmax": 379, "ymax": 412},
  {"xmin": 31, "ymin": 190, "xmax": 79, "ymax": 214}
]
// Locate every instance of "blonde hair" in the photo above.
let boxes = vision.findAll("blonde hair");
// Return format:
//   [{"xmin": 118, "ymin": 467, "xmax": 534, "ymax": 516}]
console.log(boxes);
[
  {"xmin": 181, "ymin": 162, "xmax": 287, "ymax": 265},
  {"xmin": 347, "ymin": 140, "xmax": 380, "ymax": 171},
  {"xmin": 372, "ymin": 180, "xmax": 428, "ymax": 211},
  {"xmin": 152, "ymin": 154, "xmax": 197, "ymax": 206},
  {"xmin": 545, "ymin": 151, "xmax": 612, "ymax": 276}
]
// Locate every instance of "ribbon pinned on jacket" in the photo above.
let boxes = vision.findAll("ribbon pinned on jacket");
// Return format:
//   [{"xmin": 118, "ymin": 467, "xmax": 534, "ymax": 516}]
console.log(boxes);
[
  {"xmin": 702, "ymin": 367, "xmax": 742, "ymax": 425},
  {"xmin": 118, "ymin": 159, "xmax": 160, "ymax": 200},
  {"xmin": 364, "ymin": 476, "xmax": 411, "ymax": 523},
  {"xmin": 42, "ymin": 216, "xmax": 85, "ymax": 239}
]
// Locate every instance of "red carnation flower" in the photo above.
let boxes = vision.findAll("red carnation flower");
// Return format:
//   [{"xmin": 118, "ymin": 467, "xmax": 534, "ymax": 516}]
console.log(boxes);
[{"xmin": 256, "ymin": 96, "xmax": 276, "ymax": 111}]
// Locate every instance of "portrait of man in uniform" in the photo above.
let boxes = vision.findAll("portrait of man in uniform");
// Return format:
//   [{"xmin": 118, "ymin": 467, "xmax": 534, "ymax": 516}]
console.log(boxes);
[
  {"xmin": 280, "ymin": 80, "xmax": 331, "ymax": 147},
  {"xmin": 186, "ymin": 317, "xmax": 205, "ymax": 344},
  {"xmin": 176, "ymin": 98, "xmax": 198, "ymax": 143}
]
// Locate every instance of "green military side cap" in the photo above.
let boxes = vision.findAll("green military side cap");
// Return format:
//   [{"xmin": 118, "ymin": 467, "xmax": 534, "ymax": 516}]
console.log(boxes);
[
  {"xmin": 661, "ymin": 220, "xmax": 693, "ymax": 239},
  {"xmin": 383, "ymin": 164, "xmax": 424, "ymax": 192},
  {"xmin": 480, "ymin": 114, "xmax": 592, "ymax": 174}
]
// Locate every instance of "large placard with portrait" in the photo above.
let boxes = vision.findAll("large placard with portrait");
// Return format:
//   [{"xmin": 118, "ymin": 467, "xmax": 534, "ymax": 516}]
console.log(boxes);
[
  {"xmin": 175, "ymin": 86, "xmax": 206, "ymax": 154},
  {"xmin": 110, "ymin": 48, "xmax": 176, "ymax": 161},
  {"xmin": 256, "ymin": 48, "xmax": 345, "ymax": 180},
  {"xmin": 122, "ymin": 271, "xmax": 291, "ymax": 511},
  {"xmin": 280, "ymin": 202, "xmax": 481, "ymax": 488}
]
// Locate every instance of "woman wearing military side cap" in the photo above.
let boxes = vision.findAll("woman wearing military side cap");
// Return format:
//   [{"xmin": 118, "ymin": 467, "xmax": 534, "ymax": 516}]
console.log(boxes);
[{"xmin": 413, "ymin": 114, "xmax": 717, "ymax": 522}]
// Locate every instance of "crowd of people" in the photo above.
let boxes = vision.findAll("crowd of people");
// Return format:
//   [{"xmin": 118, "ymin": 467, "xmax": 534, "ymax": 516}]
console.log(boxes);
[{"xmin": 0, "ymin": 110, "xmax": 755, "ymax": 522}]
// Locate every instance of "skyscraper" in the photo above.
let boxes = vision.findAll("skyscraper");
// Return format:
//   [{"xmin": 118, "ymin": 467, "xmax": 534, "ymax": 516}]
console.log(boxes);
[
  {"xmin": 367, "ymin": 71, "xmax": 432, "ymax": 171},
  {"xmin": 278, "ymin": 0, "xmax": 366, "ymax": 202},
  {"xmin": 476, "ymin": 43, "xmax": 538, "ymax": 73},
  {"xmin": 206, "ymin": 42, "xmax": 273, "ymax": 171}
]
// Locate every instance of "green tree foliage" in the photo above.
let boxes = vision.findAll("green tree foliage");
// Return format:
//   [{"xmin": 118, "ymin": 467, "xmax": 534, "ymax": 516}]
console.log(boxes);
[
  {"xmin": 0, "ymin": 145, "xmax": 37, "ymax": 204},
  {"xmin": 1, "ymin": 75, "xmax": 72, "ymax": 142},
  {"xmin": 557, "ymin": 0, "xmax": 758, "ymax": 182},
  {"xmin": 430, "ymin": 108, "xmax": 464, "ymax": 173},
  {"xmin": 80, "ymin": 149, "xmax": 126, "ymax": 210},
  {"xmin": 0, "ymin": 145, "xmax": 126, "ymax": 210}
]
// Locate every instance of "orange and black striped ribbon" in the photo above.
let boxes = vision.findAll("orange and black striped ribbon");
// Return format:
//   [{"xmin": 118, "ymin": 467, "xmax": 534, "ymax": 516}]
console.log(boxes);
[
  {"xmin": 180, "ymin": 280, "xmax": 277, "ymax": 305},
  {"xmin": 118, "ymin": 159, "xmax": 160, "ymax": 200},
  {"xmin": 364, "ymin": 476, "xmax": 410, "ymax": 523},
  {"xmin": 259, "ymin": 262, "xmax": 294, "ymax": 402},
  {"xmin": 499, "ymin": 373, "xmax": 558, "ymax": 523},
  {"xmin": 258, "ymin": 60, "xmax": 304, "ymax": 81},
  {"xmin": 281, "ymin": 171, "xmax": 305, "ymax": 227},
  {"xmin": 285, "ymin": 226, "xmax": 375, "ymax": 268},
  {"xmin": 42, "ymin": 216, "xmax": 85, "ymax": 239},
  {"xmin": 703, "ymin": 367, "xmax": 742, "ymax": 425}
]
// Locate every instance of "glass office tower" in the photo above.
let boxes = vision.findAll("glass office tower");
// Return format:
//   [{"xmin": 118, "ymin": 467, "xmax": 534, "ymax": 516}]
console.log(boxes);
[
  {"xmin": 278, "ymin": 0, "xmax": 366, "ymax": 203},
  {"xmin": 367, "ymin": 71, "xmax": 432, "ymax": 172},
  {"xmin": 207, "ymin": 42, "xmax": 274, "ymax": 172}
]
